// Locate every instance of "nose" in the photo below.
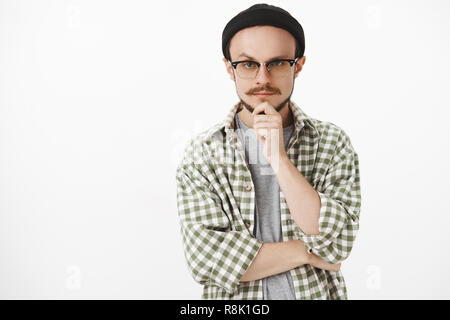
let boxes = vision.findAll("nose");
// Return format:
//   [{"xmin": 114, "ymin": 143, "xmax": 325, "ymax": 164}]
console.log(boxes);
[{"xmin": 255, "ymin": 63, "xmax": 271, "ymax": 83}]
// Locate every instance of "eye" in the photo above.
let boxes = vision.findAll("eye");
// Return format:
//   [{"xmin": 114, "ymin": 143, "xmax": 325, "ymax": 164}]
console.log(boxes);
[
  {"xmin": 242, "ymin": 61, "xmax": 257, "ymax": 69},
  {"xmin": 269, "ymin": 60, "xmax": 285, "ymax": 67}
]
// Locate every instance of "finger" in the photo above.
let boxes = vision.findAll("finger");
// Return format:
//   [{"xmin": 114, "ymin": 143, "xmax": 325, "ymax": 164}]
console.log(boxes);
[
  {"xmin": 253, "ymin": 114, "xmax": 280, "ymax": 123},
  {"xmin": 255, "ymin": 126, "xmax": 279, "ymax": 135},
  {"xmin": 254, "ymin": 121, "xmax": 280, "ymax": 129},
  {"xmin": 255, "ymin": 127, "xmax": 269, "ymax": 137},
  {"xmin": 254, "ymin": 119, "xmax": 279, "ymax": 126},
  {"xmin": 253, "ymin": 121, "xmax": 281, "ymax": 131},
  {"xmin": 252, "ymin": 102, "xmax": 276, "ymax": 116},
  {"xmin": 255, "ymin": 129, "xmax": 267, "ymax": 143},
  {"xmin": 252, "ymin": 104, "xmax": 267, "ymax": 116},
  {"xmin": 255, "ymin": 128, "xmax": 271, "ymax": 145}
]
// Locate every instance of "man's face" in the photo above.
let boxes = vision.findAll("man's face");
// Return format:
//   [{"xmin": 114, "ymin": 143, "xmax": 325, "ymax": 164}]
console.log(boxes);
[{"xmin": 223, "ymin": 25, "xmax": 305, "ymax": 113}]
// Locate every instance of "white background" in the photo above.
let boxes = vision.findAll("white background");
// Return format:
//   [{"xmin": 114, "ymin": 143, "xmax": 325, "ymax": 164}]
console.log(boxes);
[{"xmin": 1, "ymin": 0, "xmax": 449, "ymax": 299}]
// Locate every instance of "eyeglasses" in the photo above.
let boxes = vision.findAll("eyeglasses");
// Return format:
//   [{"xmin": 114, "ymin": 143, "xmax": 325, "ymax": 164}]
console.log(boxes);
[{"xmin": 229, "ymin": 57, "xmax": 299, "ymax": 79}]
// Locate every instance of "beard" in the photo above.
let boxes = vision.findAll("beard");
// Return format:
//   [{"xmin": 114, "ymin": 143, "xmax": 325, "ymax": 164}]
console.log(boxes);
[
  {"xmin": 239, "ymin": 95, "xmax": 291, "ymax": 114},
  {"xmin": 237, "ymin": 77, "xmax": 295, "ymax": 114}
]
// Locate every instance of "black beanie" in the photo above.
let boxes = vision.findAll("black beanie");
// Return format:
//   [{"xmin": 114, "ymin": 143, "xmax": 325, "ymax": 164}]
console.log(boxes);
[{"xmin": 222, "ymin": 3, "xmax": 305, "ymax": 60}]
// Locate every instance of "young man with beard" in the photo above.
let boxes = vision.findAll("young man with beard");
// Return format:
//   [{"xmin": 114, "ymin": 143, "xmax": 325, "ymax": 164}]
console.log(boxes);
[{"xmin": 176, "ymin": 3, "xmax": 361, "ymax": 300}]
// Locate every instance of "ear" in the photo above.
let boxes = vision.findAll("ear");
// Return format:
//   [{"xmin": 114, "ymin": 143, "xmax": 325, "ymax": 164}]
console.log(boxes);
[
  {"xmin": 294, "ymin": 56, "xmax": 306, "ymax": 79},
  {"xmin": 223, "ymin": 57, "xmax": 235, "ymax": 81}
]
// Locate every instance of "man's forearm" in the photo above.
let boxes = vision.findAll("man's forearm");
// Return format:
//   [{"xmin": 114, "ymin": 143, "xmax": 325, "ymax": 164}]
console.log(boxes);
[
  {"xmin": 274, "ymin": 155, "xmax": 321, "ymax": 235},
  {"xmin": 239, "ymin": 240, "xmax": 310, "ymax": 282}
]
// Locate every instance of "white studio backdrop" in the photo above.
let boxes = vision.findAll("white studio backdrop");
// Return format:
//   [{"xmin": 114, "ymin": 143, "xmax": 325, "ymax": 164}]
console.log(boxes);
[{"xmin": 1, "ymin": 0, "xmax": 449, "ymax": 299}]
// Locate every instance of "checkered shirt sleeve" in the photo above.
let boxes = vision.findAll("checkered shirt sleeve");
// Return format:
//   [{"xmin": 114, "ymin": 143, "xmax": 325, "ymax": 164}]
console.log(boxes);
[
  {"xmin": 293, "ymin": 127, "xmax": 361, "ymax": 264},
  {"xmin": 175, "ymin": 138, "xmax": 264, "ymax": 295}
]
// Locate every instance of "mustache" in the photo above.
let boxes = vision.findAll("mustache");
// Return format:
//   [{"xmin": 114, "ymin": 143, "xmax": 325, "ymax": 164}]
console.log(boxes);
[{"xmin": 246, "ymin": 87, "xmax": 281, "ymax": 95}]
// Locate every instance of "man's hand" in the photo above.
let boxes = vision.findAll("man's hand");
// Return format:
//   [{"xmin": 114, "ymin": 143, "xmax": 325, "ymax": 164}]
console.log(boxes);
[
  {"xmin": 309, "ymin": 254, "xmax": 342, "ymax": 272},
  {"xmin": 292, "ymin": 239, "xmax": 341, "ymax": 272},
  {"xmin": 252, "ymin": 102, "xmax": 288, "ymax": 167}
]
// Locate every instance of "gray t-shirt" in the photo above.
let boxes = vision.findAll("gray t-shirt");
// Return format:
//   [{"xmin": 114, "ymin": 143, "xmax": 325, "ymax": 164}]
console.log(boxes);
[{"xmin": 234, "ymin": 112, "xmax": 296, "ymax": 300}]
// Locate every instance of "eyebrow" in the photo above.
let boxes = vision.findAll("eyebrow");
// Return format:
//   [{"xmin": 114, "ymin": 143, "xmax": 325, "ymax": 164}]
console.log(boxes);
[{"xmin": 237, "ymin": 53, "xmax": 292, "ymax": 61}]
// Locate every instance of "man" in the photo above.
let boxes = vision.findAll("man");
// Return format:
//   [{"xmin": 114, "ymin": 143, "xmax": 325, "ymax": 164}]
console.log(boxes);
[{"xmin": 175, "ymin": 3, "xmax": 361, "ymax": 300}]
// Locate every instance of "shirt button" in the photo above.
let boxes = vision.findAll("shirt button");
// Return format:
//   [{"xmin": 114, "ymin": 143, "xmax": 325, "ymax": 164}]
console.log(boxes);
[
  {"xmin": 244, "ymin": 221, "xmax": 251, "ymax": 228},
  {"xmin": 245, "ymin": 185, "xmax": 252, "ymax": 191}
]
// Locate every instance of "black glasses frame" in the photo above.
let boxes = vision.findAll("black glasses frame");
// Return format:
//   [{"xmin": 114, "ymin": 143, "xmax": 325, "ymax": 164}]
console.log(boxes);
[{"xmin": 229, "ymin": 57, "xmax": 299, "ymax": 74}]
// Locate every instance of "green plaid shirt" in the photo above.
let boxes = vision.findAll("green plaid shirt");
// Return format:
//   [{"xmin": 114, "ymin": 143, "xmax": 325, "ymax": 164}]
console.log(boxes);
[{"xmin": 175, "ymin": 101, "xmax": 361, "ymax": 300}]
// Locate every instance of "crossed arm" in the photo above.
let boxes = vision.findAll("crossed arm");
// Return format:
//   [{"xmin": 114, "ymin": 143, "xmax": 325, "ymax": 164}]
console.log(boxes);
[
  {"xmin": 176, "ymin": 128, "xmax": 360, "ymax": 293},
  {"xmin": 240, "ymin": 135, "xmax": 353, "ymax": 282},
  {"xmin": 239, "ymin": 239, "xmax": 341, "ymax": 282}
]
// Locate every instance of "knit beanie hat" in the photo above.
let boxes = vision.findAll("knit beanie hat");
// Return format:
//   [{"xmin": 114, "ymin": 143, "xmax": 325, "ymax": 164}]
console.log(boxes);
[{"xmin": 222, "ymin": 3, "xmax": 305, "ymax": 60}]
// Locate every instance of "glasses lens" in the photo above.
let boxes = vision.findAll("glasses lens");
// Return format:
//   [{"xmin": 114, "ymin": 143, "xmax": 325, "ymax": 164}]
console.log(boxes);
[
  {"xmin": 267, "ymin": 60, "xmax": 292, "ymax": 77},
  {"xmin": 236, "ymin": 61, "xmax": 258, "ymax": 79}
]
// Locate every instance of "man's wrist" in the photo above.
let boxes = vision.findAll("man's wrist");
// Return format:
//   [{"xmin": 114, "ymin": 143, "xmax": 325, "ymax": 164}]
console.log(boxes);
[
  {"xmin": 271, "ymin": 153, "xmax": 291, "ymax": 173},
  {"xmin": 291, "ymin": 239, "xmax": 311, "ymax": 265},
  {"xmin": 278, "ymin": 153, "xmax": 291, "ymax": 167}
]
